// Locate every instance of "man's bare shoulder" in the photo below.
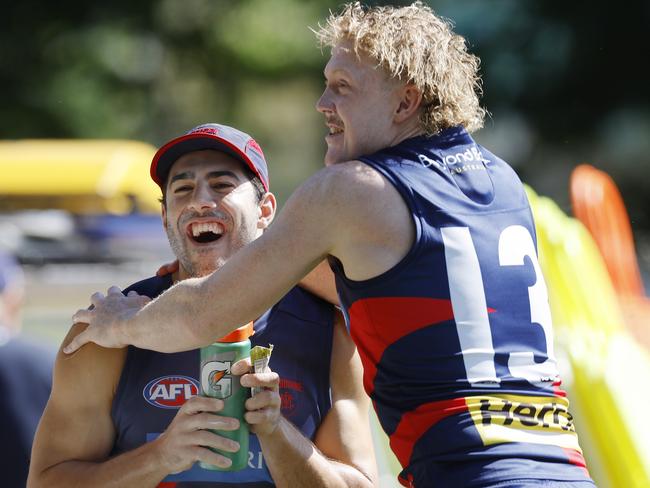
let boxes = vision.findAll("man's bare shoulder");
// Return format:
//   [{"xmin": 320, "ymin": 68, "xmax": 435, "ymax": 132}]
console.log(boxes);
[
  {"xmin": 296, "ymin": 160, "xmax": 393, "ymax": 214},
  {"xmin": 320, "ymin": 160, "xmax": 387, "ymax": 193},
  {"xmin": 54, "ymin": 323, "xmax": 127, "ymax": 399}
]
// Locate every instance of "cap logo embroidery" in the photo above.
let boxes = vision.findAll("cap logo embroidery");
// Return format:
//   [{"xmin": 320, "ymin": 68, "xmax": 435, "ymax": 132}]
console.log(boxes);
[
  {"xmin": 246, "ymin": 139, "xmax": 265, "ymax": 159},
  {"xmin": 191, "ymin": 127, "xmax": 219, "ymax": 136}
]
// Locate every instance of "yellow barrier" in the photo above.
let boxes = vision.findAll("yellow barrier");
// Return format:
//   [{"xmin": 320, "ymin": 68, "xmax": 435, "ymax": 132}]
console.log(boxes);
[
  {"xmin": 0, "ymin": 139, "xmax": 159, "ymax": 214},
  {"xmin": 526, "ymin": 186, "xmax": 650, "ymax": 488}
]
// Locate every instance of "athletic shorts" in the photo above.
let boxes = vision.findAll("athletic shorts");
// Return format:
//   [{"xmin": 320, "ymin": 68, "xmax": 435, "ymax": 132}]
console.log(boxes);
[{"xmin": 477, "ymin": 481, "xmax": 597, "ymax": 488}]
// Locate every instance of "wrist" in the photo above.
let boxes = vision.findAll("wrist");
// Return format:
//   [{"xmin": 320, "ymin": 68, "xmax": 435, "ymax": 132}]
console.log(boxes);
[
  {"xmin": 255, "ymin": 416, "xmax": 285, "ymax": 441},
  {"xmin": 145, "ymin": 433, "xmax": 172, "ymax": 474},
  {"xmin": 116, "ymin": 313, "xmax": 135, "ymax": 348}
]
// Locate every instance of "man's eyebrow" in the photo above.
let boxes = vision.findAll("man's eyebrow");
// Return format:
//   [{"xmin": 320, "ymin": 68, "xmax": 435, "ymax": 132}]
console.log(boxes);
[
  {"xmin": 169, "ymin": 171, "xmax": 194, "ymax": 184},
  {"xmin": 206, "ymin": 170, "xmax": 241, "ymax": 180},
  {"xmin": 169, "ymin": 169, "xmax": 242, "ymax": 185}
]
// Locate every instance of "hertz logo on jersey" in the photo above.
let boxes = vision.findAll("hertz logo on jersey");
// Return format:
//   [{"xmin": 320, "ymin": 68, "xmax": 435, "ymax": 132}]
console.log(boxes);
[
  {"xmin": 467, "ymin": 394, "xmax": 581, "ymax": 451},
  {"xmin": 143, "ymin": 375, "xmax": 199, "ymax": 409}
]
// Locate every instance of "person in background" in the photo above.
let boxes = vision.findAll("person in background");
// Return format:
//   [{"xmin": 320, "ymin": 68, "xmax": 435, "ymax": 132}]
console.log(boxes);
[
  {"xmin": 0, "ymin": 251, "xmax": 54, "ymax": 488},
  {"xmin": 28, "ymin": 123, "xmax": 377, "ymax": 487}
]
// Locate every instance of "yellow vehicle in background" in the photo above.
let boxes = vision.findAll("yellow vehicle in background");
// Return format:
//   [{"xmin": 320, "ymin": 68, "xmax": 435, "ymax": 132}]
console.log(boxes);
[{"xmin": 0, "ymin": 139, "xmax": 169, "ymax": 263}]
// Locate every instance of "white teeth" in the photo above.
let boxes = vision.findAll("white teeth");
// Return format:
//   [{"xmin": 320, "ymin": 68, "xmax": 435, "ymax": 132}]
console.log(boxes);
[{"xmin": 191, "ymin": 222, "xmax": 223, "ymax": 236}]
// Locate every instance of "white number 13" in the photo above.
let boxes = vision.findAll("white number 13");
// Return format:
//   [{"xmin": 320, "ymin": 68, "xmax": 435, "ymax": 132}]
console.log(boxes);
[{"xmin": 441, "ymin": 225, "xmax": 557, "ymax": 387}]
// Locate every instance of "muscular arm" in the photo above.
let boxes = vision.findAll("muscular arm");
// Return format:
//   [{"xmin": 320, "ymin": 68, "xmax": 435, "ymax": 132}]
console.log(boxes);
[
  {"xmin": 28, "ymin": 325, "xmax": 169, "ymax": 487},
  {"xmin": 257, "ymin": 312, "xmax": 377, "ymax": 488},
  {"xmin": 154, "ymin": 254, "xmax": 338, "ymax": 305},
  {"xmin": 68, "ymin": 162, "xmax": 413, "ymax": 353}
]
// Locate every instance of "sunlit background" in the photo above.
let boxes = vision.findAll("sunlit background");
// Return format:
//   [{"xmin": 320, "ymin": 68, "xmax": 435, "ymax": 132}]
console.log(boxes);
[{"xmin": 1, "ymin": 1, "xmax": 649, "ymax": 486}]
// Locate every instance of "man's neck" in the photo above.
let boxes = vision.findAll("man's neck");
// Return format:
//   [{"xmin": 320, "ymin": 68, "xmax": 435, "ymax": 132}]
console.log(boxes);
[{"xmin": 387, "ymin": 120, "xmax": 426, "ymax": 150}]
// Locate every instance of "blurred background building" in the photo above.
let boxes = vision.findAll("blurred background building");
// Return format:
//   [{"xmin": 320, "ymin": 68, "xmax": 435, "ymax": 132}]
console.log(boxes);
[{"xmin": 1, "ymin": 1, "xmax": 649, "ymax": 486}]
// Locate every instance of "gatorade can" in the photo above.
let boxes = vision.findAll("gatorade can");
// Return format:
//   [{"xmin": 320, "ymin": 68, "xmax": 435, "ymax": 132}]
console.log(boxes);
[{"xmin": 199, "ymin": 322, "xmax": 253, "ymax": 471}]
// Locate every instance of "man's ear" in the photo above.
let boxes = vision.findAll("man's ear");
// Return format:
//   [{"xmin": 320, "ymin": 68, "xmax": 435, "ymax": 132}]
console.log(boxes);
[
  {"xmin": 394, "ymin": 83, "xmax": 423, "ymax": 124},
  {"xmin": 258, "ymin": 192, "xmax": 277, "ymax": 230}
]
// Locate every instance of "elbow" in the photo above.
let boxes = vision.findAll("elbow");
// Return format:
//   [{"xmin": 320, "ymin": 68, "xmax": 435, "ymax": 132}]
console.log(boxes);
[
  {"xmin": 326, "ymin": 462, "xmax": 378, "ymax": 488},
  {"xmin": 186, "ymin": 320, "xmax": 212, "ymax": 350},
  {"xmin": 350, "ymin": 468, "xmax": 378, "ymax": 488}
]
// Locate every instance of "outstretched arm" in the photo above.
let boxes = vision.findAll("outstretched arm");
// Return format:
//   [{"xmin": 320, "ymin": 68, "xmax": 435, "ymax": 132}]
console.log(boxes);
[
  {"xmin": 66, "ymin": 167, "xmax": 344, "ymax": 354},
  {"xmin": 66, "ymin": 160, "xmax": 407, "ymax": 354},
  {"xmin": 155, "ymin": 259, "xmax": 339, "ymax": 305}
]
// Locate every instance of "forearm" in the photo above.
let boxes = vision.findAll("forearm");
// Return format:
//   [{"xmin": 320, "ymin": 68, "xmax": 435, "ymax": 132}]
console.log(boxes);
[
  {"xmin": 29, "ymin": 440, "xmax": 167, "ymax": 488},
  {"xmin": 126, "ymin": 275, "xmax": 233, "ymax": 352},
  {"xmin": 258, "ymin": 418, "xmax": 374, "ymax": 488},
  {"xmin": 126, "ymin": 239, "xmax": 303, "ymax": 353}
]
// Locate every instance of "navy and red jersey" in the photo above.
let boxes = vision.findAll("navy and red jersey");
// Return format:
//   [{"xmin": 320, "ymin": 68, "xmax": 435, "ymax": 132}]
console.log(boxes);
[
  {"xmin": 111, "ymin": 274, "xmax": 334, "ymax": 487},
  {"xmin": 329, "ymin": 127, "xmax": 593, "ymax": 487}
]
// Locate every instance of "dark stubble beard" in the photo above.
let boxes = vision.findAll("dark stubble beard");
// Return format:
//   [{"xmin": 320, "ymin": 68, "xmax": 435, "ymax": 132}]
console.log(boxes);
[{"xmin": 165, "ymin": 220, "xmax": 198, "ymax": 277}]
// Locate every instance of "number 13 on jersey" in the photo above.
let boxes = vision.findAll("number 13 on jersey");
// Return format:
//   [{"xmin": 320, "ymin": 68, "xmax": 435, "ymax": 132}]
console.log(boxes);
[{"xmin": 441, "ymin": 225, "xmax": 558, "ymax": 388}]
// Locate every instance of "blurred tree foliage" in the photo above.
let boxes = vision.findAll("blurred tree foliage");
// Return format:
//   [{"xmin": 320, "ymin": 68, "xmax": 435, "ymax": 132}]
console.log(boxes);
[{"xmin": 1, "ymin": 0, "xmax": 649, "ymax": 219}]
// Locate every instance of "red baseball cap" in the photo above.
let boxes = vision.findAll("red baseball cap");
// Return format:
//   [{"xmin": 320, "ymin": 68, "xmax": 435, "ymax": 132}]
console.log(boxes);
[{"xmin": 150, "ymin": 123, "xmax": 269, "ymax": 191}]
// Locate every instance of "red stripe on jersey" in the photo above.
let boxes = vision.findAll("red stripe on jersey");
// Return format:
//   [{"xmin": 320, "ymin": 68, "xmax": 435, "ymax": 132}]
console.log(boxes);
[
  {"xmin": 563, "ymin": 448, "xmax": 590, "ymax": 477},
  {"xmin": 398, "ymin": 472, "xmax": 416, "ymax": 487},
  {"xmin": 389, "ymin": 397, "xmax": 469, "ymax": 468},
  {"xmin": 552, "ymin": 379, "xmax": 567, "ymax": 397},
  {"xmin": 348, "ymin": 297, "xmax": 455, "ymax": 394}
]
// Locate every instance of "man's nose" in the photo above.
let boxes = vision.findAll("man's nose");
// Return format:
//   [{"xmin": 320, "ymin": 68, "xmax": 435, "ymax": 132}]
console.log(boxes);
[
  {"xmin": 188, "ymin": 184, "xmax": 217, "ymax": 212},
  {"xmin": 316, "ymin": 89, "xmax": 334, "ymax": 114}
]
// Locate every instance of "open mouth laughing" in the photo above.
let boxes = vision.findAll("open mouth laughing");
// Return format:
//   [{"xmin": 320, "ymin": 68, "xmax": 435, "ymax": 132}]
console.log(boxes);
[
  {"xmin": 326, "ymin": 118, "xmax": 344, "ymax": 139},
  {"xmin": 186, "ymin": 221, "xmax": 224, "ymax": 244}
]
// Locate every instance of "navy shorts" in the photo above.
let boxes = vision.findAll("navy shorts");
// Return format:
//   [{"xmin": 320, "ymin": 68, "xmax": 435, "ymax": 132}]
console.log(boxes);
[{"xmin": 479, "ymin": 481, "xmax": 597, "ymax": 488}]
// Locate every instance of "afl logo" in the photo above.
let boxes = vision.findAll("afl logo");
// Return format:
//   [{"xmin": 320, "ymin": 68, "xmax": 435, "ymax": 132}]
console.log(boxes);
[{"xmin": 143, "ymin": 375, "xmax": 199, "ymax": 409}]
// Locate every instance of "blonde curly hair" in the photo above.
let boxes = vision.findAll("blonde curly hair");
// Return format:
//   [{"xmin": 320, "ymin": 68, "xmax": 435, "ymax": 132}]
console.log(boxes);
[{"xmin": 314, "ymin": 2, "xmax": 486, "ymax": 134}]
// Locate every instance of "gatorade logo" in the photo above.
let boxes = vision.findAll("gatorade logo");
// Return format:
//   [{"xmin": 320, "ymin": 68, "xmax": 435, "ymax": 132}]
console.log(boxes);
[
  {"xmin": 201, "ymin": 361, "xmax": 233, "ymax": 399},
  {"xmin": 143, "ymin": 375, "xmax": 199, "ymax": 409}
]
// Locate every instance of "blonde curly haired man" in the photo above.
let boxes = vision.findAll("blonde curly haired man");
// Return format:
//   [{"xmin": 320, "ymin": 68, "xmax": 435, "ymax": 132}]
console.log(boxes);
[{"xmin": 69, "ymin": 3, "xmax": 594, "ymax": 487}]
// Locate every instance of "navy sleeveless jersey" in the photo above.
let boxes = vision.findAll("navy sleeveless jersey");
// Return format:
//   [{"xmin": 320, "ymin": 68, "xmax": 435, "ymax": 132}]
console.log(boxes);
[
  {"xmin": 329, "ymin": 127, "xmax": 593, "ymax": 487},
  {"xmin": 111, "ymin": 274, "xmax": 334, "ymax": 487}
]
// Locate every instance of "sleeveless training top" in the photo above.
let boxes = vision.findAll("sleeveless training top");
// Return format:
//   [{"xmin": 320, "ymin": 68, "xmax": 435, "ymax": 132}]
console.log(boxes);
[
  {"xmin": 329, "ymin": 127, "xmax": 593, "ymax": 487},
  {"xmin": 111, "ymin": 275, "xmax": 334, "ymax": 487}
]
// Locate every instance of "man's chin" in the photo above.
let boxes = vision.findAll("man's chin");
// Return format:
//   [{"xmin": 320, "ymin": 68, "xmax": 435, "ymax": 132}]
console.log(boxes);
[
  {"xmin": 179, "ymin": 256, "xmax": 225, "ymax": 279},
  {"xmin": 324, "ymin": 149, "xmax": 346, "ymax": 166}
]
